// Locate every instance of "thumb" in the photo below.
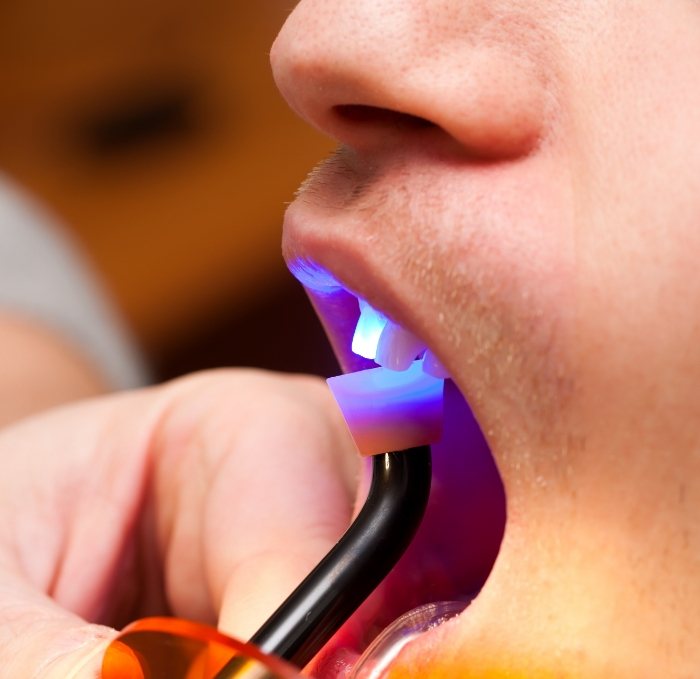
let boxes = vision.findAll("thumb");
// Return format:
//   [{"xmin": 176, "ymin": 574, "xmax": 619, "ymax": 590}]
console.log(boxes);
[
  {"xmin": 145, "ymin": 372, "xmax": 360, "ymax": 644},
  {"xmin": 216, "ymin": 462, "xmax": 373, "ymax": 642},
  {"xmin": 217, "ymin": 543, "xmax": 337, "ymax": 642}
]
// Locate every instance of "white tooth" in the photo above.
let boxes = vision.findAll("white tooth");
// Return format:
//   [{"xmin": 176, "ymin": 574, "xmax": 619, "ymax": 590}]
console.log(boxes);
[
  {"xmin": 375, "ymin": 321, "xmax": 426, "ymax": 371},
  {"xmin": 422, "ymin": 349, "xmax": 451, "ymax": 379},
  {"xmin": 352, "ymin": 299, "xmax": 388, "ymax": 360}
]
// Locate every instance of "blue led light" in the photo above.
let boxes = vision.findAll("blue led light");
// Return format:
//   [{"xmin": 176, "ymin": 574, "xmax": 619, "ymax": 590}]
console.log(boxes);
[
  {"xmin": 326, "ymin": 360, "xmax": 445, "ymax": 455},
  {"xmin": 352, "ymin": 299, "xmax": 388, "ymax": 360}
]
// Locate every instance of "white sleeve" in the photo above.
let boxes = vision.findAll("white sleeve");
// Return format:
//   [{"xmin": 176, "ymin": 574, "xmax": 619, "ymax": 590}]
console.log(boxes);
[{"xmin": 0, "ymin": 176, "xmax": 148, "ymax": 389}]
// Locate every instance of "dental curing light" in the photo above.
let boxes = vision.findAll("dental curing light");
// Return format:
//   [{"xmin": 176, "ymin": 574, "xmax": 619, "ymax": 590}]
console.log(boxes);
[
  {"xmin": 327, "ymin": 362, "xmax": 444, "ymax": 456},
  {"xmin": 214, "ymin": 302, "xmax": 444, "ymax": 678}
]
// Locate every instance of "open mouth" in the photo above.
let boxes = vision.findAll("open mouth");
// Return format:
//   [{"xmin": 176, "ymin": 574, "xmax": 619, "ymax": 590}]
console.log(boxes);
[{"xmin": 289, "ymin": 260, "xmax": 506, "ymax": 678}]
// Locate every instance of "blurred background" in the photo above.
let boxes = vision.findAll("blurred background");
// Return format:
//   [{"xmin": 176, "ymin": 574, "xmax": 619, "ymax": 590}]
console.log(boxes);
[{"xmin": 0, "ymin": 0, "xmax": 340, "ymax": 382}]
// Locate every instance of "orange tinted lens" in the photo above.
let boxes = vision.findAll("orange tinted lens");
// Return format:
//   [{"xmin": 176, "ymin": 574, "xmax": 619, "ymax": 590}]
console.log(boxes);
[{"xmin": 102, "ymin": 617, "xmax": 301, "ymax": 679}]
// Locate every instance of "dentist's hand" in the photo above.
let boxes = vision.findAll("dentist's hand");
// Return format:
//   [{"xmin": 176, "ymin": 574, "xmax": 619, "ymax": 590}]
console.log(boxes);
[{"xmin": 0, "ymin": 370, "xmax": 358, "ymax": 678}]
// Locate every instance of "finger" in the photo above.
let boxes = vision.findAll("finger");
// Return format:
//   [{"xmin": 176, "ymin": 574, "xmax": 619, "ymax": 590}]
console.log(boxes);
[
  {"xmin": 150, "ymin": 370, "xmax": 360, "ymax": 640},
  {"xmin": 213, "ymin": 418, "xmax": 357, "ymax": 640},
  {"xmin": 0, "ymin": 575, "xmax": 115, "ymax": 679},
  {"xmin": 0, "ymin": 392, "xmax": 161, "ymax": 677},
  {"xmin": 0, "ymin": 390, "xmax": 166, "ymax": 626}
]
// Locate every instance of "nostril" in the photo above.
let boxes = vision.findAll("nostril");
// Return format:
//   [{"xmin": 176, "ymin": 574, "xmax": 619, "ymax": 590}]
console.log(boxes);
[{"xmin": 334, "ymin": 104, "xmax": 436, "ymax": 132}]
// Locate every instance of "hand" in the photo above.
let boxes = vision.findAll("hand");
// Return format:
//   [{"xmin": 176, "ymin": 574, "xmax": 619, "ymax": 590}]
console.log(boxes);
[{"xmin": 0, "ymin": 369, "xmax": 359, "ymax": 678}]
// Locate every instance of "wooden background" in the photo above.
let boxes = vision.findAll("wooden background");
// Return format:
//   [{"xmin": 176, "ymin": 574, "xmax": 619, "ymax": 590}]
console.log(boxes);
[{"xmin": 0, "ymin": 1, "xmax": 340, "ymax": 379}]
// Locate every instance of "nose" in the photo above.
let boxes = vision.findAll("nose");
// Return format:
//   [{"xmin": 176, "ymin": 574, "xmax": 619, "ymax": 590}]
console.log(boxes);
[{"xmin": 271, "ymin": 0, "xmax": 551, "ymax": 159}]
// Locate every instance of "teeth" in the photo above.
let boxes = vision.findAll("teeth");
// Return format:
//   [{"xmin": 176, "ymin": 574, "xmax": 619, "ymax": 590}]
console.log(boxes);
[
  {"xmin": 351, "ymin": 298, "xmax": 449, "ymax": 378},
  {"xmin": 352, "ymin": 299, "xmax": 388, "ymax": 360},
  {"xmin": 422, "ymin": 349, "xmax": 451, "ymax": 379},
  {"xmin": 375, "ymin": 321, "xmax": 426, "ymax": 371}
]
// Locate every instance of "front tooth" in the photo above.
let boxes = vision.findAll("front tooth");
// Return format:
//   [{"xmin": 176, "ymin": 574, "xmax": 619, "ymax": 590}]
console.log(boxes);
[
  {"xmin": 375, "ymin": 321, "xmax": 426, "ymax": 371},
  {"xmin": 422, "ymin": 349, "xmax": 451, "ymax": 379},
  {"xmin": 352, "ymin": 299, "xmax": 388, "ymax": 360}
]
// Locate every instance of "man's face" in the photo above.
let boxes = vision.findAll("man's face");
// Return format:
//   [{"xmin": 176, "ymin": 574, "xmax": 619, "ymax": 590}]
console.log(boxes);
[{"xmin": 271, "ymin": 1, "xmax": 700, "ymax": 676}]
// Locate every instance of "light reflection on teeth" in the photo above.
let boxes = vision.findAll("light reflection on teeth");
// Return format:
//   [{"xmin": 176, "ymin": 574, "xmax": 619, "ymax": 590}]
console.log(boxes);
[
  {"xmin": 422, "ymin": 349, "xmax": 451, "ymax": 379},
  {"xmin": 375, "ymin": 321, "xmax": 427, "ymax": 371},
  {"xmin": 352, "ymin": 299, "xmax": 389, "ymax": 360},
  {"xmin": 351, "ymin": 297, "xmax": 451, "ymax": 378}
]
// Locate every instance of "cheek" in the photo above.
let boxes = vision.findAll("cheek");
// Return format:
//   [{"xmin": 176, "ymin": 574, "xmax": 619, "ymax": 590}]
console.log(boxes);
[
  {"xmin": 560, "ymin": 0, "xmax": 700, "ymax": 408},
  {"xmin": 395, "ymin": 153, "xmax": 578, "ymax": 437},
  {"xmin": 570, "ymin": 127, "xmax": 700, "ymax": 445}
]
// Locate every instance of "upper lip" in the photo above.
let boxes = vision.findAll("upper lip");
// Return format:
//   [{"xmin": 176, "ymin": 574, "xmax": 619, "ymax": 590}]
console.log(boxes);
[{"xmin": 281, "ymin": 146, "xmax": 448, "ymax": 375}]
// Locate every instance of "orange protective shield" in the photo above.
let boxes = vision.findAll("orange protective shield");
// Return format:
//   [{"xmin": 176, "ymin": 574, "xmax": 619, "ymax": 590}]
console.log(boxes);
[{"xmin": 102, "ymin": 617, "xmax": 302, "ymax": 679}]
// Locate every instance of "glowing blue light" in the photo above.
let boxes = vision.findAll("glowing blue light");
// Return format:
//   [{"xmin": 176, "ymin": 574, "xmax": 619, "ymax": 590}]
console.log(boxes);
[
  {"xmin": 326, "ymin": 360, "xmax": 445, "ymax": 455},
  {"xmin": 352, "ymin": 299, "xmax": 388, "ymax": 360},
  {"xmin": 287, "ymin": 259, "xmax": 343, "ymax": 293}
]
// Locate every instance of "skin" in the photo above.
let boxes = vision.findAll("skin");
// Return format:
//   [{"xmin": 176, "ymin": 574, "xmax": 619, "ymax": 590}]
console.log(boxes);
[
  {"xmin": 2, "ymin": 1, "xmax": 699, "ymax": 677},
  {"xmin": 270, "ymin": 0, "xmax": 700, "ymax": 676},
  {"xmin": 0, "ymin": 314, "xmax": 107, "ymax": 425}
]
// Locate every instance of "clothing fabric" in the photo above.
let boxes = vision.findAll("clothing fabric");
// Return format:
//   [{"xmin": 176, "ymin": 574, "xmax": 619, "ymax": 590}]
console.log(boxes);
[{"xmin": 0, "ymin": 176, "xmax": 147, "ymax": 389}]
